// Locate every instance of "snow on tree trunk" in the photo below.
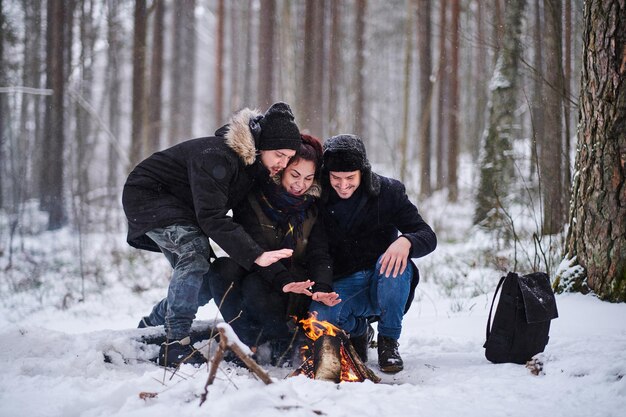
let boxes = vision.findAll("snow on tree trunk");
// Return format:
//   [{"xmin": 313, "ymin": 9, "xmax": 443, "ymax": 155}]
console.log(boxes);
[{"xmin": 560, "ymin": 0, "xmax": 626, "ymax": 302}]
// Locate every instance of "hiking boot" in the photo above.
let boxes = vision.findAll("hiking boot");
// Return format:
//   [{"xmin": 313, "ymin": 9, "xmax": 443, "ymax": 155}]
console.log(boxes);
[
  {"xmin": 350, "ymin": 324, "xmax": 375, "ymax": 363},
  {"xmin": 158, "ymin": 336, "xmax": 207, "ymax": 368},
  {"xmin": 137, "ymin": 316, "xmax": 155, "ymax": 328},
  {"xmin": 377, "ymin": 335, "xmax": 403, "ymax": 373}
]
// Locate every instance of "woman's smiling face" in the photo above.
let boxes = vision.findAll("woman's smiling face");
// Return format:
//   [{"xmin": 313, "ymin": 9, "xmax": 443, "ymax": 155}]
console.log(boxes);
[{"xmin": 281, "ymin": 158, "xmax": 316, "ymax": 196}]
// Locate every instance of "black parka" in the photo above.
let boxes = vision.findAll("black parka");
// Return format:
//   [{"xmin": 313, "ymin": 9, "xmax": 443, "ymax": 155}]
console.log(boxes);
[
  {"xmin": 122, "ymin": 108, "xmax": 267, "ymax": 270},
  {"xmin": 321, "ymin": 173, "xmax": 437, "ymax": 311}
]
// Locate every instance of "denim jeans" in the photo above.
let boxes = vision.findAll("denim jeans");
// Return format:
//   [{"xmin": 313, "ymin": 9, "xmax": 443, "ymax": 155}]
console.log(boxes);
[
  {"xmin": 309, "ymin": 255, "xmax": 412, "ymax": 340},
  {"xmin": 145, "ymin": 225, "xmax": 213, "ymax": 340}
]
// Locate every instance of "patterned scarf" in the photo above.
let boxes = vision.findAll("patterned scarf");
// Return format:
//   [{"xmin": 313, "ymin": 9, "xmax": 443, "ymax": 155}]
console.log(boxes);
[{"xmin": 257, "ymin": 178, "xmax": 316, "ymax": 250}]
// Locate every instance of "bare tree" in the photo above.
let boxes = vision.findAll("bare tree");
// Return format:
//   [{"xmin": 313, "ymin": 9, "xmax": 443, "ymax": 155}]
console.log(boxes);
[
  {"xmin": 353, "ymin": 0, "xmax": 366, "ymax": 135},
  {"xmin": 106, "ymin": 0, "xmax": 123, "ymax": 205},
  {"xmin": 130, "ymin": 0, "xmax": 147, "ymax": 168},
  {"xmin": 474, "ymin": 0, "xmax": 526, "ymax": 227},
  {"xmin": 417, "ymin": 0, "xmax": 433, "ymax": 197},
  {"xmin": 300, "ymin": 0, "xmax": 325, "ymax": 136},
  {"xmin": 215, "ymin": 0, "xmax": 224, "ymax": 121},
  {"xmin": 399, "ymin": 0, "xmax": 414, "ymax": 184},
  {"xmin": 327, "ymin": 0, "xmax": 343, "ymax": 135},
  {"xmin": 42, "ymin": 0, "xmax": 68, "ymax": 229},
  {"xmin": 146, "ymin": 0, "xmax": 165, "ymax": 156},
  {"xmin": 447, "ymin": 0, "xmax": 460, "ymax": 202},
  {"xmin": 435, "ymin": 0, "xmax": 447, "ymax": 191},
  {"xmin": 541, "ymin": 0, "xmax": 565, "ymax": 234},
  {"xmin": 257, "ymin": 0, "xmax": 275, "ymax": 109},
  {"xmin": 560, "ymin": 0, "xmax": 626, "ymax": 302},
  {"xmin": 530, "ymin": 0, "xmax": 544, "ymax": 178}
]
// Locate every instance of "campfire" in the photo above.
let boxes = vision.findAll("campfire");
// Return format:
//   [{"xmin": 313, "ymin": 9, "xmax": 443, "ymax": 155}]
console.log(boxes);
[{"xmin": 289, "ymin": 313, "xmax": 380, "ymax": 383}]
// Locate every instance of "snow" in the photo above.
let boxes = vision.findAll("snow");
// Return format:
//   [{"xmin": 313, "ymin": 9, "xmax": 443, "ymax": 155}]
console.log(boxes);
[{"xmin": 1, "ymin": 166, "xmax": 625, "ymax": 416}]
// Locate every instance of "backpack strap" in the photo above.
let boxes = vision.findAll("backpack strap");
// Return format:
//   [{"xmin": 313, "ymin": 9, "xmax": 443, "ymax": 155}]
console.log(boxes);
[{"xmin": 486, "ymin": 275, "xmax": 507, "ymax": 341}]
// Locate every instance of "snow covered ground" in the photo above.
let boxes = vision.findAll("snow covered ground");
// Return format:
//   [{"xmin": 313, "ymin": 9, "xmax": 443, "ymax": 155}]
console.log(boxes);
[{"xmin": 1, "ymin": 171, "xmax": 625, "ymax": 416}]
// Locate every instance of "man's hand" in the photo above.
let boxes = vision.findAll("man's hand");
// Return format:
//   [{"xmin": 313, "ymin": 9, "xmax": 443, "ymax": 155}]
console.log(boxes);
[
  {"xmin": 254, "ymin": 249, "xmax": 293, "ymax": 267},
  {"xmin": 312, "ymin": 291, "xmax": 341, "ymax": 307},
  {"xmin": 282, "ymin": 280, "xmax": 314, "ymax": 296},
  {"xmin": 378, "ymin": 236, "xmax": 411, "ymax": 278}
]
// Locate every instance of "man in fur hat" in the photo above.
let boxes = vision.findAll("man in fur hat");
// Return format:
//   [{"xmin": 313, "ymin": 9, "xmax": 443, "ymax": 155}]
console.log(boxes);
[
  {"xmin": 122, "ymin": 102, "xmax": 302, "ymax": 367},
  {"xmin": 309, "ymin": 134, "xmax": 437, "ymax": 373}
]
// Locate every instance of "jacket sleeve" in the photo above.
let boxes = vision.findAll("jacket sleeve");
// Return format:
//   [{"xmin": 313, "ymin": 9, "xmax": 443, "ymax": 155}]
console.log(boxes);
[
  {"xmin": 188, "ymin": 152, "xmax": 264, "ymax": 270},
  {"xmin": 390, "ymin": 181, "xmax": 437, "ymax": 259}
]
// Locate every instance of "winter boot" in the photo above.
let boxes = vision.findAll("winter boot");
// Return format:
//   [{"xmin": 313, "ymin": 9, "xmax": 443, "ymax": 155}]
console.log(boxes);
[
  {"xmin": 158, "ymin": 336, "xmax": 207, "ymax": 368},
  {"xmin": 137, "ymin": 316, "xmax": 155, "ymax": 328},
  {"xmin": 377, "ymin": 335, "xmax": 403, "ymax": 373},
  {"xmin": 350, "ymin": 323, "xmax": 375, "ymax": 363}
]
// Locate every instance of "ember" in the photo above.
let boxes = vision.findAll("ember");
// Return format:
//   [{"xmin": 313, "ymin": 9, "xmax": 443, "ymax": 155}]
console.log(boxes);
[{"xmin": 290, "ymin": 313, "xmax": 380, "ymax": 383}]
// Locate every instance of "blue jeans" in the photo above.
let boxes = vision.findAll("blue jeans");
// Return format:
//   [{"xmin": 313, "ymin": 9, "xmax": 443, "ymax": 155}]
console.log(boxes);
[
  {"xmin": 145, "ymin": 225, "xmax": 214, "ymax": 340},
  {"xmin": 309, "ymin": 256, "xmax": 412, "ymax": 340}
]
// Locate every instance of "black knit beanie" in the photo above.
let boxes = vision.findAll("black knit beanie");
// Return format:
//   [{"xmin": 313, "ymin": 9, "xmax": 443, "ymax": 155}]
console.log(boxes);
[
  {"xmin": 258, "ymin": 102, "xmax": 301, "ymax": 151},
  {"xmin": 323, "ymin": 134, "xmax": 369, "ymax": 172}
]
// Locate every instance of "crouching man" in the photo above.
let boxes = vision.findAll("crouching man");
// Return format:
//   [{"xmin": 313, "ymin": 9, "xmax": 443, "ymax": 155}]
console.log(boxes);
[{"xmin": 309, "ymin": 134, "xmax": 437, "ymax": 373}]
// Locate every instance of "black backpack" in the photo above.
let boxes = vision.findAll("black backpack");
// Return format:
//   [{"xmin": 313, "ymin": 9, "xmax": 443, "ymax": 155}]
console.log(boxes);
[{"xmin": 484, "ymin": 271, "xmax": 559, "ymax": 364}]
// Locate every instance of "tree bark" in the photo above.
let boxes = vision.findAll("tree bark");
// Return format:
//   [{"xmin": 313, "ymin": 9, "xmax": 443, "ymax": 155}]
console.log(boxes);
[
  {"xmin": 561, "ymin": 0, "xmax": 626, "ymax": 302},
  {"xmin": 42, "ymin": 0, "xmax": 67, "ymax": 229},
  {"xmin": 417, "ymin": 0, "xmax": 433, "ymax": 197},
  {"xmin": 130, "ymin": 0, "xmax": 147, "ymax": 169},
  {"xmin": 106, "ymin": 0, "xmax": 122, "ymax": 210},
  {"xmin": 353, "ymin": 0, "xmax": 366, "ymax": 135},
  {"xmin": 435, "ymin": 0, "xmax": 448, "ymax": 191},
  {"xmin": 447, "ymin": 0, "xmax": 460, "ymax": 202},
  {"xmin": 474, "ymin": 0, "xmax": 526, "ymax": 227},
  {"xmin": 257, "ymin": 0, "xmax": 275, "ymax": 110},
  {"xmin": 215, "ymin": 0, "xmax": 225, "ymax": 121},
  {"xmin": 541, "ymin": 0, "xmax": 565, "ymax": 234},
  {"xmin": 147, "ymin": 0, "xmax": 164, "ymax": 155}
]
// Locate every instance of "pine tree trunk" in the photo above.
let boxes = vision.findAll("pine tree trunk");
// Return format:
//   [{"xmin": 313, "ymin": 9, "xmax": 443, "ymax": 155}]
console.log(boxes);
[
  {"xmin": 147, "ymin": 0, "xmax": 164, "ymax": 155},
  {"xmin": 530, "ymin": 0, "xmax": 544, "ymax": 179},
  {"xmin": 130, "ymin": 0, "xmax": 147, "ymax": 168},
  {"xmin": 215, "ymin": 0, "xmax": 225, "ymax": 121},
  {"xmin": 435, "ymin": 0, "xmax": 448, "ymax": 191},
  {"xmin": 541, "ymin": 0, "xmax": 565, "ymax": 234},
  {"xmin": 447, "ymin": 0, "xmax": 460, "ymax": 202},
  {"xmin": 257, "ymin": 0, "xmax": 274, "ymax": 109},
  {"xmin": 353, "ymin": 0, "xmax": 366, "ymax": 134},
  {"xmin": 327, "ymin": 0, "xmax": 343, "ymax": 135},
  {"xmin": 417, "ymin": 0, "xmax": 432, "ymax": 197},
  {"xmin": 562, "ymin": 0, "xmax": 626, "ymax": 302}
]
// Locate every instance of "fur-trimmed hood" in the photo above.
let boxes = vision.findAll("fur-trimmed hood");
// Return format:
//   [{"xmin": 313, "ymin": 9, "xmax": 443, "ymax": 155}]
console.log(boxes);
[
  {"xmin": 270, "ymin": 174, "xmax": 322, "ymax": 199},
  {"xmin": 217, "ymin": 107, "xmax": 263, "ymax": 166}
]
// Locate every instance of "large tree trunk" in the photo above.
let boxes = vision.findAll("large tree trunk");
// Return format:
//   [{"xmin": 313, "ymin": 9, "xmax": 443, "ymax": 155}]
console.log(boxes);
[
  {"xmin": 435, "ymin": 0, "xmax": 448, "ymax": 191},
  {"xmin": 300, "ymin": 0, "xmax": 325, "ymax": 136},
  {"xmin": 398, "ymin": 1, "xmax": 413, "ymax": 184},
  {"xmin": 474, "ymin": 0, "xmax": 526, "ymax": 227},
  {"xmin": 417, "ymin": 0, "xmax": 433, "ymax": 197},
  {"xmin": 561, "ymin": 0, "xmax": 626, "ymax": 302},
  {"xmin": 327, "ymin": 0, "xmax": 343, "ymax": 135}
]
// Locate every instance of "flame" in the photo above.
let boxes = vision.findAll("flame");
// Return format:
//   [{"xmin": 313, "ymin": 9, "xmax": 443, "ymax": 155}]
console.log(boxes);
[
  {"xmin": 299, "ymin": 312, "xmax": 340, "ymax": 341},
  {"xmin": 340, "ymin": 346, "xmax": 361, "ymax": 382}
]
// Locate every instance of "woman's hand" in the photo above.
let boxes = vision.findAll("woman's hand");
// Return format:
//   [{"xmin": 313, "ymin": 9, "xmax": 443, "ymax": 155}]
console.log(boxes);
[
  {"xmin": 282, "ymin": 280, "xmax": 314, "ymax": 296},
  {"xmin": 312, "ymin": 291, "xmax": 341, "ymax": 307},
  {"xmin": 255, "ymin": 249, "xmax": 293, "ymax": 267}
]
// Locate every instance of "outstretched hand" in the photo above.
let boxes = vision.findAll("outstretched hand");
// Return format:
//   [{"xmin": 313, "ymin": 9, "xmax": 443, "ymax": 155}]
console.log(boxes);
[
  {"xmin": 255, "ymin": 249, "xmax": 293, "ymax": 267},
  {"xmin": 312, "ymin": 291, "xmax": 341, "ymax": 307},
  {"xmin": 282, "ymin": 280, "xmax": 314, "ymax": 296},
  {"xmin": 378, "ymin": 236, "xmax": 411, "ymax": 278}
]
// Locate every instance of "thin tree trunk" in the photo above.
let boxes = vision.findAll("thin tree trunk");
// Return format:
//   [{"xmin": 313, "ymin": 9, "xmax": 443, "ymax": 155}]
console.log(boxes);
[
  {"xmin": 327, "ymin": 0, "xmax": 343, "ymax": 135},
  {"xmin": 147, "ymin": 0, "xmax": 164, "ymax": 155},
  {"xmin": 215, "ymin": 0, "xmax": 225, "ymax": 121},
  {"xmin": 541, "ymin": 0, "xmax": 565, "ymax": 234},
  {"xmin": 563, "ymin": 0, "xmax": 573, "ymax": 213},
  {"xmin": 130, "ymin": 0, "xmax": 147, "ymax": 168},
  {"xmin": 435, "ymin": 0, "xmax": 448, "ymax": 190},
  {"xmin": 257, "ymin": 0, "xmax": 275, "ymax": 109},
  {"xmin": 106, "ymin": 0, "xmax": 122, "ymax": 221},
  {"xmin": 417, "ymin": 0, "xmax": 433, "ymax": 197},
  {"xmin": 447, "ymin": 0, "xmax": 460, "ymax": 202},
  {"xmin": 530, "ymin": 0, "xmax": 544, "ymax": 179},
  {"xmin": 399, "ymin": 0, "xmax": 414, "ymax": 184},
  {"xmin": 561, "ymin": 0, "xmax": 626, "ymax": 302},
  {"xmin": 353, "ymin": 0, "xmax": 366, "ymax": 134}
]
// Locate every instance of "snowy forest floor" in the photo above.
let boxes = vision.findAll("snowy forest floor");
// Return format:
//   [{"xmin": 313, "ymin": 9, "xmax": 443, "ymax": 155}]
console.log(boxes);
[{"xmin": 1, "ymin": 174, "xmax": 625, "ymax": 417}]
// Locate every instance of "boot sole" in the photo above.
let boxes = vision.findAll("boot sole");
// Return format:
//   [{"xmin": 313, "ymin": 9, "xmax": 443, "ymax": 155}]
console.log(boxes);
[{"xmin": 379, "ymin": 363, "xmax": 404, "ymax": 374}]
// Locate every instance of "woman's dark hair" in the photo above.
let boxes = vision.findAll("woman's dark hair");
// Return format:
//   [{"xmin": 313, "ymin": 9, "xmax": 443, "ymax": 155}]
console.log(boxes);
[{"xmin": 288, "ymin": 134, "xmax": 323, "ymax": 176}]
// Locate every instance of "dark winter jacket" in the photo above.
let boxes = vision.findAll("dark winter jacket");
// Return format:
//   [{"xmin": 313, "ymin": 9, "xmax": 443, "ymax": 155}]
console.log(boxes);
[
  {"xmin": 122, "ymin": 108, "xmax": 268, "ymax": 270},
  {"xmin": 321, "ymin": 173, "xmax": 437, "ymax": 311},
  {"xmin": 233, "ymin": 180, "xmax": 333, "ymax": 293}
]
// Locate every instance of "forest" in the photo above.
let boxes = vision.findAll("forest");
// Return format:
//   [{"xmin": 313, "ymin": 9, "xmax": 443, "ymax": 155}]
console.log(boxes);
[{"xmin": 0, "ymin": 0, "xmax": 624, "ymax": 307}]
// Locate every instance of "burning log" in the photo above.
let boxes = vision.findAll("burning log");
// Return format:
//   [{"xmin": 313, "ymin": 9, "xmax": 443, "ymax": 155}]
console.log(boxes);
[{"xmin": 289, "ymin": 313, "xmax": 381, "ymax": 383}]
